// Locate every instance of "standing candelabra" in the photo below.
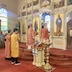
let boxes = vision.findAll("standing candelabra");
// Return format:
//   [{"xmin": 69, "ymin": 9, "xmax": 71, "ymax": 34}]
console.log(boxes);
[{"xmin": 44, "ymin": 43, "xmax": 52, "ymax": 70}]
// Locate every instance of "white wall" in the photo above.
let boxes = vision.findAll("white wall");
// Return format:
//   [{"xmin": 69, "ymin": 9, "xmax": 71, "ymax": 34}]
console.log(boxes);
[
  {"xmin": 17, "ymin": 0, "xmax": 26, "ymax": 11},
  {"xmin": 0, "ymin": 0, "xmax": 18, "ymax": 32}
]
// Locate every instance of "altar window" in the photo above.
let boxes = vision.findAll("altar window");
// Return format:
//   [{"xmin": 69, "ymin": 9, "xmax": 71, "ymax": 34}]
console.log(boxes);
[
  {"xmin": 45, "ymin": 15, "xmax": 50, "ymax": 32},
  {"xmin": 42, "ymin": 13, "xmax": 51, "ymax": 32}
]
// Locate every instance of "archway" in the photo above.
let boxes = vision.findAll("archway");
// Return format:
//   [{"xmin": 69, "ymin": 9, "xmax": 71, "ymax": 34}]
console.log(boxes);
[{"xmin": 41, "ymin": 12, "xmax": 51, "ymax": 32}]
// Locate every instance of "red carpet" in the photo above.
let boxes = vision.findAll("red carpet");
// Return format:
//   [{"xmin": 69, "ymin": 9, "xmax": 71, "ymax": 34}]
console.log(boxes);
[
  {"xmin": 0, "ymin": 48, "xmax": 45, "ymax": 72},
  {"xmin": 1, "ymin": 48, "xmax": 72, "ymax": 72},
  {"xmin": 49, "ymin": 48, "xmax": 72, "ymax": 67},
  {"xmin": 52, "ymin": 67, "xmax": 72, "ymax": 72}
]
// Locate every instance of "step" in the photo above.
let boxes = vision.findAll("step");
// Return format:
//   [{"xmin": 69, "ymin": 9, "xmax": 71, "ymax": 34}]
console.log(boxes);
[
  {"xmin": 19, "ymin": 46, "xmax": 27, "ymax": 48},
  {"xmin": 19, "ymin": 51, "xmax": 33, "ymax": 57},
  {"xmin": 19, "ymin": 43, "xmax": 27, "ymax": 48},
  {"xmin": 19, "ymin": 48, "xmax": 32, "ymax": 53},
  {"xmin": 49, "ymin": 56, "xmax": 71, "ymax": 61},
  {"xmin": 24, "ymin": 48, "xmax": 32, "ymax": 52},
  {"xmin": 49, "ymin": 59, "xmax": 72, "ymax": 67},
  {"xmin": 24, "ymin": 53, "xmax": 33, "ymax": 56},
  {"xmin": 19, "ymin": 43, "xmax": 33, "ymax": 61},
  {"xmin": 19, "ymin": 52, "xmax": 32, "ymax": 56},
  {"xmin": 50, "ymin": 48, "xmax": 72, "ymax": 57}
]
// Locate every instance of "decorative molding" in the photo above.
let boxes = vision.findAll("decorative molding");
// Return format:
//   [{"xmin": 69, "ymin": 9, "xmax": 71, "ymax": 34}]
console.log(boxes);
[
  {"xmin": 33, "ymin": 13, "xmax": 40, "ymax": 18},
  {"xmin": 54, "ymin": 7, "xmax": 66, "ymax": 14},
  {"xmin": 27, "ymin": 17, "xmax": 33, "ymax": 25}
]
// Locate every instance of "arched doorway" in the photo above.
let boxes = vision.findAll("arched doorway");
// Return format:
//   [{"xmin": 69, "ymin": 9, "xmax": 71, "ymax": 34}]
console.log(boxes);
[
  {"xmin": 67, "ymin": 11, "xmax": 72, "ymax": 49},
  {"xmin": 0, "ymin": 8, "xmax": 8, "ymax": 34}
]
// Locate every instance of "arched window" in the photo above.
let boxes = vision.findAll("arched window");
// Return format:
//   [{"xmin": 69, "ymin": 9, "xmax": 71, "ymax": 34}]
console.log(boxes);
[
  {"xmin": 0, "ymin": 8, "xmax": 8, "ymax": 34},
  {"xmin": 42, "ymin": 13, "xmax": 51, "ymax": 32}
]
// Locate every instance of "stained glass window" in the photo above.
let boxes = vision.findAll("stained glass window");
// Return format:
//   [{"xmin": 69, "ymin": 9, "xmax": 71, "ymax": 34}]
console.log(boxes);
[{"xmin": 0, "ymin": 8, "xmax": 8, "ymax": 34}]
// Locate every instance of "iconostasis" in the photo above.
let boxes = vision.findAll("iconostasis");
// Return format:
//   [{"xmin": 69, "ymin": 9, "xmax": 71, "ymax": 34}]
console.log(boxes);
[{"xmin": 18, "ymin": 0, "xmax": 72, "ymax": 50}]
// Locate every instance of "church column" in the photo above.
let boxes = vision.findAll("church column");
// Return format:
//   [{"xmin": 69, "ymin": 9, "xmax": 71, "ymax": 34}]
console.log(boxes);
[
  {"xmin": 50, "ymin": 12, "xmax": 54, "ymax": 48},
  {"xmin": 50, "ymin": 0, "xmax": 54, "ymax": 48},
  {"xmin": 63, "ymin": 0, "xmax": 68, "ymax": 49},
  {"xmin": 63, "ymin": 10, "xmax": 67, "ymax": 50}
]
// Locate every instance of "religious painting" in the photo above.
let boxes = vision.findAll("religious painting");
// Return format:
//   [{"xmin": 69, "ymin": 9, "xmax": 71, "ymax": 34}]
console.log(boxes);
[
  {"xmin": 22, "ymin": 12, "xmax": 26, "ymax": 16},
  {"xmin": 33, "ymin": 0, "xmax": 39, "ymax": 6},
  {"xmin": 67, "ymin": 0, "xmax": 72, "ymax": 5},
  {"xmin": 54, "ymin": 13, "xmax": 64, "ymax": 36},
  {"xmin": 33, "ymin": 18, "xmax": 40, "ymax": 35},
  {"xmin": 54, "ymin": 0, "xmax": 65, "ymax": 8},
  {"xmin": 41, "ymin": 12, "xmax": 51, "ymax": 32},
  {"xmin": 40, "ymin": 0, "xmax": 51, "ymax": 8},
  {"xmin": 33, "ymin": 9, "xmax": 39, "ymax": 14}
]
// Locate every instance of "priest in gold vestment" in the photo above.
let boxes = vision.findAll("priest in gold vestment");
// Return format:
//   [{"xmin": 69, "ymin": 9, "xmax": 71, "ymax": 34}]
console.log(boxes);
[{"xmin": 11, "ymin": 28, "xmax": 21, "ymax": 65}]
